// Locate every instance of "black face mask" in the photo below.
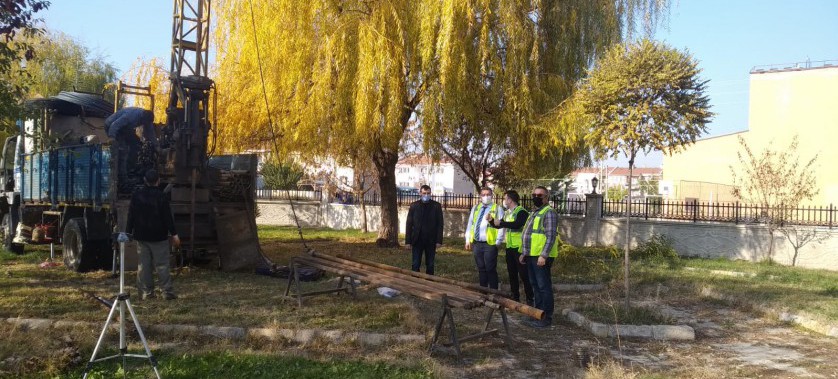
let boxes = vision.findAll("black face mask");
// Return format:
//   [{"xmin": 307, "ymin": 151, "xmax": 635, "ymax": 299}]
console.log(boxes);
[{"xmin": 532, "ymin": 197, "xmax": 544, "ymax": 207}]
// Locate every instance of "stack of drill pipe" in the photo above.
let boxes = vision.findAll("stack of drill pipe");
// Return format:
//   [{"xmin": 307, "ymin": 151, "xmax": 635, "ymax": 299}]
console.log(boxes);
[
  {"xmin": 293, "ymin": 255, "xmax": 481, "ymax": 309},
  {"xmin": 332, "ymin": 253, "xmax": 543, "ymax": 319},
  {"xmin": 215, "ymin": 171, "xmax": 251, "ymax": 201},
  {"xmin": 293, "ymin": 252, "xmax": 544, "ymax": 320}
]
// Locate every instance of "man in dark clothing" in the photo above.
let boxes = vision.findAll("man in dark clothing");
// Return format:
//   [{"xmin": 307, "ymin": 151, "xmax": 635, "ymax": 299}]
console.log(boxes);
[
  {"xmin": 489, "ymin": 190, "xmax": 534, "ymax": 305},
  {"xmin": 120, "ymin": 169, "xmax": 180, "ymax": 300},
  {"xmin": 404, "ymin": 185, "xmax": 444, "ymax": 275}
]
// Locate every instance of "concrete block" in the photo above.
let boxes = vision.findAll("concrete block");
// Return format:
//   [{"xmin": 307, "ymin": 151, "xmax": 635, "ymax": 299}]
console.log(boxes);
[
  {"xmin": 53, "ymin": 320, "xmax": 93, "ymax": 329},
  {"xmin": 589, "ymin": 322, "xmax": 609, "ymax": 338},
  {"xmin": 565, "ymin": 311, "xmax": 587, "ymax": 326},
  {"xmin": 200, "ymin": 325, "xmax": 246, "ymax": 339},
  {"xmin": 652, "ymin": 325, "xmax": 695, "ymax": 340},
  {"xmin": 609, "ymin": 325, "xmax": 653, "ymax": 338},
  {"xmin": 293, "ymin": 329, "xmax": 317, "ymax": 344}
]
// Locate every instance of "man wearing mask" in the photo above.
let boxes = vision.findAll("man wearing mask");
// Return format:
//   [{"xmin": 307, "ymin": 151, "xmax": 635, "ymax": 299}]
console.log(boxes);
[
  {"xmin": 465, "ymin": 187, "xmax": 505, "ymax": 289},
  {"xmin": 488, "ymin": 190, "xmax": 534, "ymax": 305},
  {"xmin": 519, "ymin": 186, "xmax": 559, "ymax": 328},
  {"xmin": 405, "ymin": 185, "xmax": 444, "ymax": 274}
]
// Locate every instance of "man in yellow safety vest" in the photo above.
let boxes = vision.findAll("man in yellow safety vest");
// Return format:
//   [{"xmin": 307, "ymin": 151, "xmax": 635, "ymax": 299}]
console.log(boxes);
[
  {"xmin": 519, "ymin": 186, "xmax": 559, "ymax": 328},
  {"xmin": 465, "ymin": 187, "xmax": 505, "ymax": 289},
  {"xmin": 488, "ymin": 190, "xmax": 533, "ymax": 305}
]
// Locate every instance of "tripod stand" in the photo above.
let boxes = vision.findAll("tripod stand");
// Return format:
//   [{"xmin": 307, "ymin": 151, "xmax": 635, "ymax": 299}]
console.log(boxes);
[{"xmin": 83, "ymin": 236, "xmax": 161, "ymax": 379}]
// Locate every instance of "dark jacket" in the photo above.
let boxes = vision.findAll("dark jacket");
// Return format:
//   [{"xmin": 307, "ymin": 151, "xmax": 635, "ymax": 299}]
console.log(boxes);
[
  {"xmin": 405, "ymin": 199, "xmax": 444, "ymax": 245},
  {"xmin": 490, "ymin": 207, "xmax": 529, "ymax": 231},
  {"xmin": 126, "ymin": 185, "xmax": 177, "ymax": 242}
]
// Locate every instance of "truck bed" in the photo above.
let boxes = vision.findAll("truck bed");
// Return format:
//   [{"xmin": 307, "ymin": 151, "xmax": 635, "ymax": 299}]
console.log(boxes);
[{"xmin": 20, "ymin": 144, "xmax": 112, "ymax": 206}]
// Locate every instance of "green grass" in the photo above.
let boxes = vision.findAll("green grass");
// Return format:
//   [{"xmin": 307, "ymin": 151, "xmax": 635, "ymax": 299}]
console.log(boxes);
[
  {"xmin": 574, "ymin": 304, "xmax": 674, "ymax": 325},
  {"xmin": 258, "ymin": 226, "xmax": 378, "ymax": 243},
  {"xmin": 635, "ymin": 257, "xmax": 838, "ymax": 322},
  {"xmin": 72, "ymin": 351, "xmax": 432, "ymax": 379}
]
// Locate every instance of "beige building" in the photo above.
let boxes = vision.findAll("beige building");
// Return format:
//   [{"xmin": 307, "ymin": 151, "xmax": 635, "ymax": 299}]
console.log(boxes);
[{"xmin": 663, "ymin": 61, "xmax": 838, "ymax": 205}]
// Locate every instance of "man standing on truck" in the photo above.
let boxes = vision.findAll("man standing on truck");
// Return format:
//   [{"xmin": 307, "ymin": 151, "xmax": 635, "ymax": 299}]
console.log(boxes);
[
  {"xmin": 105, "ymin": 107, "xmax": 155, "ymax": 190},
  {"xmin": 120, "ymin": 169, "xmax": 181, "ymax": 300}
]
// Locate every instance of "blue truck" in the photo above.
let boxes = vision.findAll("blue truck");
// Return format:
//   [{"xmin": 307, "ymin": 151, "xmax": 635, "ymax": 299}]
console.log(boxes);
[{"xmin": 0, "ymin": 91, "xmax": 265, "ymax": 272}]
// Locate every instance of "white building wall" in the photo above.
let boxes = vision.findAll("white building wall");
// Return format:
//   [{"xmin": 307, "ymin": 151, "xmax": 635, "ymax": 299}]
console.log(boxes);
[{"xmin": 395, "ymin": 161, "xmax": 474, "ymax": 194}]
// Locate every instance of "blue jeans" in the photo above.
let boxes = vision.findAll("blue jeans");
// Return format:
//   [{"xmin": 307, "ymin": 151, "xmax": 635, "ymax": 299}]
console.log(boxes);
[
  {"xmin": 526, "ymin": 256, "xmax": 554, "ymax": 323},
  {"xmin": 411, "ymin": 241, "xmax": 436, "ymax": 275},
  {"xmin": 472, "ymin": 241, "xmax": 499, "ymax": 289}
]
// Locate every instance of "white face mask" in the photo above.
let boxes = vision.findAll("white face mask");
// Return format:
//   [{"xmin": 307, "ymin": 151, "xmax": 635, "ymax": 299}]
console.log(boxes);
[{"xmin": 481, "ymin": 195, "xmax": 492, "ymax": 205}]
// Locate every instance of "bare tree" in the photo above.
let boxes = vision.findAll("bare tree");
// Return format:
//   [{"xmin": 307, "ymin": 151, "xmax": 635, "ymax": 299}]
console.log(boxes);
[
  {"xmin": 730, "ymin": 135, "xmax": 819, "ymax": 262},
  {"xmin": 780, "ymin": 226, "xmax": 827, "ymax": 266}
]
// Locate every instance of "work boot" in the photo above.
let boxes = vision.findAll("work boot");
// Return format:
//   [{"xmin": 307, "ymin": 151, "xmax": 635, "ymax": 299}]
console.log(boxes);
[
  {"xmin": 163, "ymin": 292, "xmax": 178, "ymax": 300},
  {"xmin": 141, "ymin": 292, "xmax": 155, "ymax": 300}
]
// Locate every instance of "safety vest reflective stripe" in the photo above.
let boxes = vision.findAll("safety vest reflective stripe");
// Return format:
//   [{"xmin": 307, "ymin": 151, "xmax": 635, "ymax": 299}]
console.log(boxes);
[
  {"xmin": 471, "ymin": 203, "xmax": 498, "ymax": 245},
  {"xmin": 528, "ymin": 205, "xmax": 559, "ymax": 257},
  {"xmin": 504, "ymin": 206, "xmax": 524, "ymax": 249}
]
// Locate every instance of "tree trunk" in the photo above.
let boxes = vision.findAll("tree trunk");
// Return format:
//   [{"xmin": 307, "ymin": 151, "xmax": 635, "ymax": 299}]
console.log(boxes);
[
  {"xmin": 360, "ymin": 199, "xmax": 369, "ymax": 233},
  {"xmin": 353, "ymin": 169, "xmax": 369, "ymax": 233},
  {"xmin": 373, "ymin": 148, "xmax": 400, "ymax": 247},
  {"xmin": 624, "ymin": 155, "xmax": 635, "ymax": 310}
]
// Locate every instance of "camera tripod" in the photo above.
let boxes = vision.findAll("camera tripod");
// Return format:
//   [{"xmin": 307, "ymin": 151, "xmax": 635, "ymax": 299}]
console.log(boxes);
[{"xmin": 83, "ymin": 236, "xmax": 161, "ymax": 379}]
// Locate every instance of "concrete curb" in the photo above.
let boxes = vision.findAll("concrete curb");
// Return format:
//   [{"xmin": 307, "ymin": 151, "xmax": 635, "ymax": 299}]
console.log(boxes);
[
  {"xmin": 699, "ymin": 287, "xmax": 838, "ymax": 338},
  {"xmin": 4, "ymin": 317, "xmax": 426, "ymax": 346},
  {"xmin": 684, "ymin": 267, "xmax": 778, "ymax": 280},
  {"xmin": 561, "ymin": 309, "xmax": 695, "ymax": 341}
]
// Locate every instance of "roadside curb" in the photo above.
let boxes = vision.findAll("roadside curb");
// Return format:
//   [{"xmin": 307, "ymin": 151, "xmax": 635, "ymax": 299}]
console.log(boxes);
[
  {"xmin": 561, "ymin": 309, "xmax": 695, "ymax": 341},
  {"xmin": 699, "ymin": 287, "xmax": 838, "ymax": 338},
  {"xmin": 4, "ymin": 317, "xmax": 426, "ymax": 346}
]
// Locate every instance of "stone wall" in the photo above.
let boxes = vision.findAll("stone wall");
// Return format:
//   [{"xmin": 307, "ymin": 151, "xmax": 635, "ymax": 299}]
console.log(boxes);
[
  {"xmin": 256, "ymin": 200, "xmax": 838, "ymax": 271},
  {"xmin": 257, "ymin": 201, "xmax": 471, "ymax": 238}
]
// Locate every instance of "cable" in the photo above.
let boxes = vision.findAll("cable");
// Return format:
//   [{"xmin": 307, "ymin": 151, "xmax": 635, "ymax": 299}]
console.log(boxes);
[{"xmin": 247, "ymin": 0, "xmax": 311, "ymax": 252}]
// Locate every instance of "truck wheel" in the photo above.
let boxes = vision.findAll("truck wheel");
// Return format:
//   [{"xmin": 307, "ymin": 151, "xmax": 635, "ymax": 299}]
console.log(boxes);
[
  {"xmin": 1, "ymin": 213, "xmax": 24, "ymax": 254},
  {"xmin": 63, "ymin": 218, "xmax": 99, "ymax": 272}
]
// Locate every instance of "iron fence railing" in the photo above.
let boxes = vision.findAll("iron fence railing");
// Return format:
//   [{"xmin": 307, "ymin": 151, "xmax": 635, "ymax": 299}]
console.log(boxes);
[
  {"xmin": 255, "ymin": 189, "xmax": 322, "ymax": 201},
  {"xmin": 602, "ymin": 198, "xmax": 838, "ymax": 228},
  {"xmin": 255, "ymin": 190, "xmax": 838, "ymax": 228}
]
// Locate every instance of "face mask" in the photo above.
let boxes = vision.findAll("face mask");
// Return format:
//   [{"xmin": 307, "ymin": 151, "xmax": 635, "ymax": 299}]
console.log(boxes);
[
  {"xmin": 421, "ymin": 194, "xmax": 431, "ymax": 202},
  {"xmin": 481, "ymin": 195, "xmax": 492, "ymax": 205},
  {"xmin": 532, "ymin": 197, "xmax": 544, "ymax": 208}
]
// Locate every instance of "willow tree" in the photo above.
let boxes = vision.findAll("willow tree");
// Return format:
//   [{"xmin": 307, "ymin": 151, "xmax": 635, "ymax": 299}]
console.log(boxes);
[
  {"xmin": 574, "ymin": 39, "xmax": 712, "ymax": 308},
  {"xmin": 124, "ymin": 57, "xmax": 169, "ymax": 122},
  {"xmin": 214, "ymin": 0, "xmax": 669, "ymax": 246}
]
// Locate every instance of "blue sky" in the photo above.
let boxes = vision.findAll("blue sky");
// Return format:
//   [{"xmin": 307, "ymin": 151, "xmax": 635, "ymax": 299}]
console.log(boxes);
[{"xmin": 42, "ymin": 1, "xmax": 838, "ymax": 166}]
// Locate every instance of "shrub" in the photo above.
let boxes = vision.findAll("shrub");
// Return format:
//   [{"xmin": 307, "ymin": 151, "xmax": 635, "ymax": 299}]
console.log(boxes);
[
  {"xmin": 555, "ymin": 244, "xmax": 621, "ymax": 284},
  {"xmin": 631, "ymin": 233, "xmax": 682, "ymax": 268}
]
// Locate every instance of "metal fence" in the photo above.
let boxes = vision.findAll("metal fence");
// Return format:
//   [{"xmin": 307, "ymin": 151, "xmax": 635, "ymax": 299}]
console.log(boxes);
[
  {"xmin": 256, "ymin": 190, "xmax": 586, "ymax": 215},
  {"xmin": 602, "ymin": 198, "xmax": 838, "ymax": 228},
  {"xmin": 255, "ymin": 190, "xmax": 837, "ymax": 227},
  {"xmin": 255, "ymin": 189, "xmax": 323, "ymax": 201}
]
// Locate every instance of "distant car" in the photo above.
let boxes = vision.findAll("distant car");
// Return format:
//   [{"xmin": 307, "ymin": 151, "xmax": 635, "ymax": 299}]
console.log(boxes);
[{"xmin": 397, "ymin": 187, "xmax": 420, "ymax": 195}]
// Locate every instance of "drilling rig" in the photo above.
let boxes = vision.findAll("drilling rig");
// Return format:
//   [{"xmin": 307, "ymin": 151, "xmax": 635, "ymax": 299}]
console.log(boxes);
[{"xmin": 0, "ymin": 0, "xmax": 267, "ymax": 272}]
